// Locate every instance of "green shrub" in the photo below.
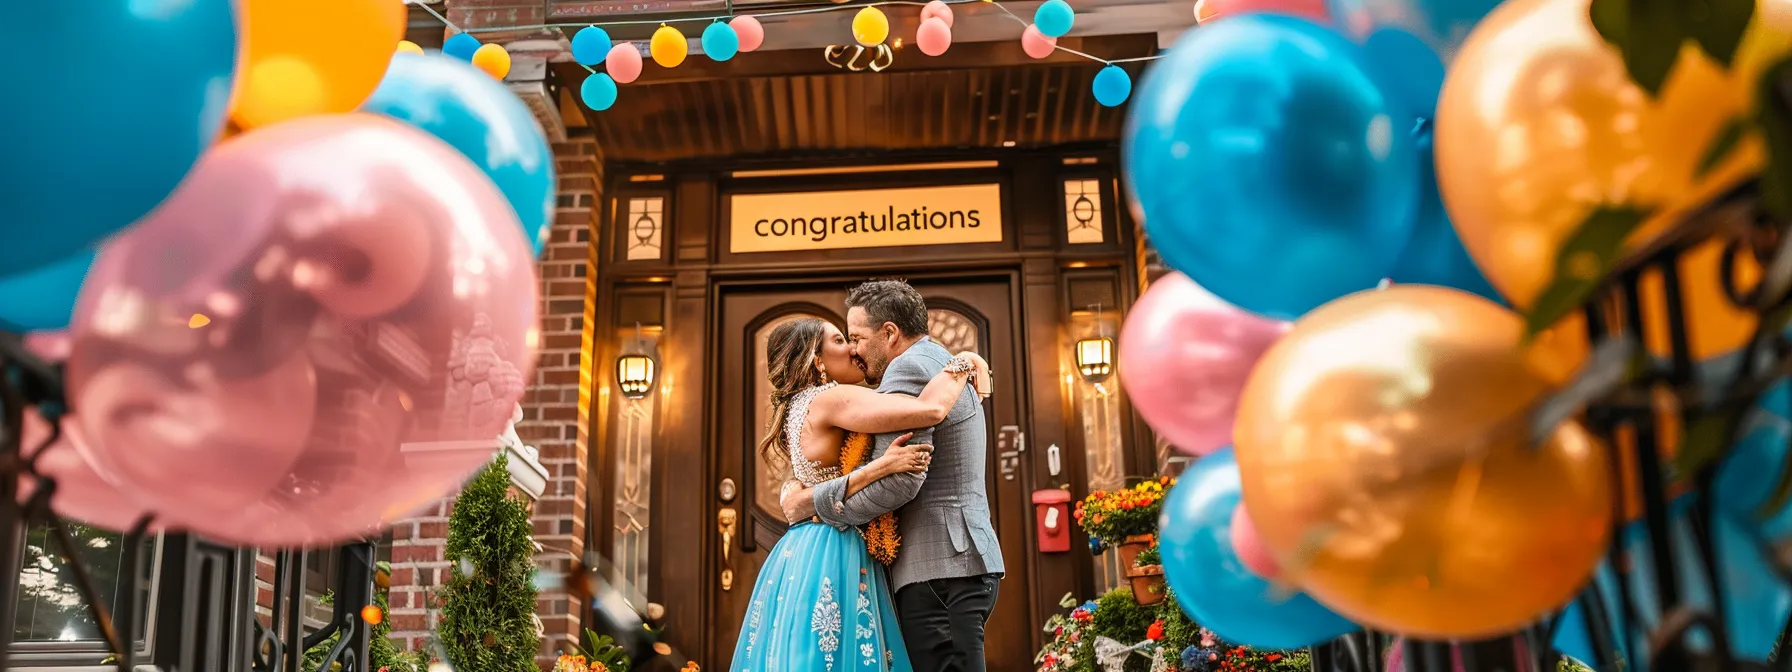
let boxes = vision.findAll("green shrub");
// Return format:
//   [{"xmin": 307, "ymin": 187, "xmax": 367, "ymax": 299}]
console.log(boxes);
[{"xmin": 436, "ymin": 454, "xmax": 540, "ymax": 672}]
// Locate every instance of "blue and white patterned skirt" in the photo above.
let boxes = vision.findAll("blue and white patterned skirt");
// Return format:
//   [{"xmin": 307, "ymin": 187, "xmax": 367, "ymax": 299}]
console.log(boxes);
[{"xmin": 729, "ymin": 522, "xmax": 913, "ymax": 672}]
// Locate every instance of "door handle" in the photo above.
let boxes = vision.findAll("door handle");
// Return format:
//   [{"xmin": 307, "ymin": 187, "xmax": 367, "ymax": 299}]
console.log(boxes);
[{"xmin": 718, "ymin": 507, "xmax": 738, "ymax": 591}]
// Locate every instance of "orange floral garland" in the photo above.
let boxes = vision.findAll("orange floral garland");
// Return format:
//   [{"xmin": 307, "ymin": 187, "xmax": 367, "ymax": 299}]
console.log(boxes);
[{"xmin": 839, "ymin": 432, "xmax": 901, "ymax": 566}]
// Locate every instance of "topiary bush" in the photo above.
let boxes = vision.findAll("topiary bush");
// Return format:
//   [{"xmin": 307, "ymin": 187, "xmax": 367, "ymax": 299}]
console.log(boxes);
[{"xmin": 436, "ymin": 454, "xmax": 539, "ymax": 672}]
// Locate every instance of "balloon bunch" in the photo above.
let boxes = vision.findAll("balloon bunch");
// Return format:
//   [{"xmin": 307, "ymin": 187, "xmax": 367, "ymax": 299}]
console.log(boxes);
[
  {"xmin": 1121, "ymin": 0, "xmax": 1792, "ymax": 659},
  {"xmin": 0, "ymin": 0, "xmax": 554, "ymax": 549}
]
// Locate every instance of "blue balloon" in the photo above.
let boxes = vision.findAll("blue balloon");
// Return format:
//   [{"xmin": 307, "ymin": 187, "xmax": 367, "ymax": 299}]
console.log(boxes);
[
  {"xmin": 1715, "ymin": 379, "xmax": 1792, "ymax": 535},
  {"xmin": 1, "ymin": 2, "xmax": 236, "ymax": 278},
  {"xmin": 572, "ymin": 26, "xmax": 614, "ymax": 65},
  {"xmin": 1092, "ymin": 66, "xmax": 1132, "ymax": 107},
  {"xmin": 1553, "ymin": 497, "xmax": 1792, "ymax": 670},
  {"xmin": 1159, "ymin": 448, "xmax": 1359, "ymax": 649},
  {"xmin": 363, "ymin": 54, "xmax": 555, "ymax": 257},
  {"xmin": 1326, "ymin": 0, "xmax": 1503, "ymax": 63},
  {"xmin": 1124, "ymin": 15, "xmax": 1419, "ymax": 319},
  {"xmin": 444, "ymin": 32, "xmax": 482, "ymax": 61},
  {"xmin": 1035, "ymin": 0, "xmax": 1077, "ymax": 38},
  {"xmin": 0, "ymin": 249, "xmax": 95, "ymax": 332},
  {"xmin": 581, "ymin": 73, "xmax": 620, "ymax": 112},
  {"xmin": 703, "ymin": 22, "xmax": 740, "ymax": 62}
]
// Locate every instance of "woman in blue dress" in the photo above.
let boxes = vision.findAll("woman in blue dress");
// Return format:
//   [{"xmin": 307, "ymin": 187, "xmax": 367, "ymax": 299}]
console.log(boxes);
[{"xmin": 730, "ymin": 317, "xmax": 986, "ymax": 672}]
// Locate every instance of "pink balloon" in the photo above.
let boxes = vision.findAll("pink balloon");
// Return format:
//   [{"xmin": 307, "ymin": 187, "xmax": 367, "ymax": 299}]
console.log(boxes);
[
  {"xmin": 1229, "ymin": 504, "xmax": 1281, "ymax": 580},
  {"xmin": 1195, "ymin": 0, "xmax": 1329, "ymax": 23},
  {"xmin": 920, "ymin": 0, "xmax": 955, "ymax": 28},
  {"xmin": 730, "ymin": 15, "xmax": 766, "ymax": 53},
  {"xmin": 917, "ymin": 17, "xmax": 952, "ymax": 56},
  {"xmin": 22, "ymin": 331, "xmax": 70, "ymax": 362},
  {"xmin": 19, "ymin": 413, "xmax": 172, "ymax": 533},
  {"xmin": 1021, "ymin": 24, "xmax": 1057, "ymax": 59},
  {"xmin": 608, "ymin": 43, "xmax": 644, "ymax": 84},
  {"xmin": 67, "ymin": 114, "xmax": 539, "ymax": 548},
  {"xmin": 1117, "ymin": 272, "xmax": 1288, "ymax": 456}
]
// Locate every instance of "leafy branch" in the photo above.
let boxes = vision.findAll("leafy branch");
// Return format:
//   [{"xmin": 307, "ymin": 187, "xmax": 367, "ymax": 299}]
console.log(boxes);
[{"xmin": 1588, "ymin": 0, "xmax": 1755, "ymax": 97}]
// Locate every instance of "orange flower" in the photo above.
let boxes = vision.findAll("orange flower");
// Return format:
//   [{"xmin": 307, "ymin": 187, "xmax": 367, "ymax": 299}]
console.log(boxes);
[{"xmin": 1146, "ymin": 620, "xmax": 1165, "ymax": 641}]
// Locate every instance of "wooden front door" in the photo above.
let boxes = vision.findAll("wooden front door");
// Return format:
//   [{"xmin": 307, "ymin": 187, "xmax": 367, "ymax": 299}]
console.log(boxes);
[{"xmin": 708, "ymin": 277, "xmax": 1036, "ymax": 670}]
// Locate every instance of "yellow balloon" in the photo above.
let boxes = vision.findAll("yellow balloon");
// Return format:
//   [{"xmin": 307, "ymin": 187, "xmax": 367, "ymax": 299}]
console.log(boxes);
[
  {"xmin": 853, "ymin": 7, "xmax": 890, "ymax": 46},
  {"xmin": 1435, "ymin": 0, "xmax": 1791, "ymax": 361},
  {"xmin": 232, "ymin": 0, "xmax": 407, "ymax": 129},
  {"xmin": 1235, "ymin": 285, "xmax": 1613, "ymax": 639},
  {"xmin": 396, "ymin": 40, "xmax": 424, "ymax": 55},
  {"xmin": 651, "ymin": 25, "xmax": 688, "ymax": 68},
  {"xmin": 472, "ymin": 43, "xmax": 512, "ymax": 80}
]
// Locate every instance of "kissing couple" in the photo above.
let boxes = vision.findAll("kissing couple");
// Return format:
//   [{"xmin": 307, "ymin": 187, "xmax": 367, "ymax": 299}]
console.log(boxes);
[{"xmin": 730, "ymin": 279, "xmax": 1004, "ymax": 672}]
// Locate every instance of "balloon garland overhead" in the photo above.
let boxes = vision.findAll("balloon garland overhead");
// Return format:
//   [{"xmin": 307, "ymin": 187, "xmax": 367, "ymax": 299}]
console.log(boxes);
[{"xmin": 407, "ymin": 0, "xmax": 1159, "ymax": 110}]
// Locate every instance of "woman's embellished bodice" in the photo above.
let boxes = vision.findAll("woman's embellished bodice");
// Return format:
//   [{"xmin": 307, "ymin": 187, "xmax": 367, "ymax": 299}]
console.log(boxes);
[{"xmin": 787, "ymin": 383, "xmax": 843, "ymax": 487}]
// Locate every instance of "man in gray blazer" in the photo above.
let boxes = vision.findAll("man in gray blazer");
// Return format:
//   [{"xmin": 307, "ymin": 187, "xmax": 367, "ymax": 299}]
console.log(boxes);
[{"xmin": 781, "ymin": 279, "xmax": 1004, "ymax": 672}]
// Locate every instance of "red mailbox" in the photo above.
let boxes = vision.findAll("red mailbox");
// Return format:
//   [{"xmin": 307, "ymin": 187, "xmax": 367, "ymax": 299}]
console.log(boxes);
[{"xmin": 1033, "ymin": 489, "xmax": 1073, "ymax": 554}]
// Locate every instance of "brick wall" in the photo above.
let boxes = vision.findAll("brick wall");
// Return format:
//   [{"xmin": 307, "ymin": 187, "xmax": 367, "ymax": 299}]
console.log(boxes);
[{"xmin": 381, "ymin": 139, "xmax": 603, "ymax": 664}]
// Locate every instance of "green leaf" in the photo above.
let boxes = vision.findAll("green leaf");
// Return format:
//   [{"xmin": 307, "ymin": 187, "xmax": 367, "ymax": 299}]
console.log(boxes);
[
  {"xmin": 1672, "ymin": 409, "xmax": 1742, "ymax": 477},
  {"xmin": 1755, "ymin": 57, "xmax": 1792, "ymax": 218},
  {"xmin": 1696, "ymin": 116, "xmax": 1752, "ymax": 179},
  {"xmin": 1622, "ymin": 0, "xmax": 1691, "ymax": 96},
  {"xmin": 1522, "ymin": 205, "xmax": 1656, "ymax": 338},
  {"xmin": 1589, "ymin": 0, "xmax": 1631, "ymax": 49},
  {"xmin": 1688, "ymin": 0, "xmax": 1757, "ymax": 68}
]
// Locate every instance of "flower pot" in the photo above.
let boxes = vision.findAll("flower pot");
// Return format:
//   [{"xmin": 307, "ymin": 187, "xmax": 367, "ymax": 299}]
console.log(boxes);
[
  {"xmin": 1127, "ymin": 564, "xmax": 1166, "ymax": 605},
  {"xmin": 1115, "ymin": 533, "xmax": 1154, "ymax": 569}
]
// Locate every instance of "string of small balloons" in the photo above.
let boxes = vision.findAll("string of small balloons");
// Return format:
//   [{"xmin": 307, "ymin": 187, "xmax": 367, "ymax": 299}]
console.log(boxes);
[{"xmin": 404, "ymin": 0, "xmax": 1161, "ymax": 112}]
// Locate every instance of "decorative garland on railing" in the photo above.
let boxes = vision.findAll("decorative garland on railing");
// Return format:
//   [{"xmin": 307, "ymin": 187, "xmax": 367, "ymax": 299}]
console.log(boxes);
[{"xmin": 408, "ymin": 0, "xmax": 1159, "ymax": 111}]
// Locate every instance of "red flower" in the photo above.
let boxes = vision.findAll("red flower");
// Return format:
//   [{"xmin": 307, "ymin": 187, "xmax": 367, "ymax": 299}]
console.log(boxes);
[
  {"xmin": 1146, "ymin": 620, "xmax": 1165, "ymax": 641},
  {"xmin": 1266, "ymin": 653, "xmax": 1283, "ymax": 662}
]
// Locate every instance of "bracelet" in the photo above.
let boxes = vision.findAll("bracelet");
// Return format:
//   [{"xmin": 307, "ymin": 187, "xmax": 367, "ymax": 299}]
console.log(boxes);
[{"xmin": 944, "ymin": 355, "xmax": 976, "ymax": 375}]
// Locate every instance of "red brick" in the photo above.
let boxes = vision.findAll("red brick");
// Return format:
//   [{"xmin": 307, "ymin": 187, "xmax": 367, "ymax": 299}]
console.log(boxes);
[
  {"xmin": 389, "ymin": 614, "xmax": 429, "ymax": 633},
  {"xmin": 416, "ymin": 521, "xmax": 449, "ymax": 540}
]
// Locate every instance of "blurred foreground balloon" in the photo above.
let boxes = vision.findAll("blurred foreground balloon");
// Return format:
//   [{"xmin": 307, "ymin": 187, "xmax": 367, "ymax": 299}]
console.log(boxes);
[
  {"xmin": 1384, "ymin": 638, "xmax": 1540, "ymax": 672},
  {"xmin": 231, "ymin": 0, "xmax": 406, "ymax": 129},
  {"xmin": 1118, "ymin": 273, "xmax": 1287, "ymax": 455},
  {"xmin": 1124, "ymin": 14, "xmax": 1417, "ymax": 319},
  {"xmin": 1229, "ymin": 504, "xmax": 1281, "ymax": 580},
  {"xmin": 1159, "ymin": 448, "xmax": 1358, "ymax": 648},
  {"xmin": 1195, "ymin": 0, "xmax": 1330, "ymax": 23},
  {"xmin": 0, "ymin": 250, "xmax": 95, "ymax": 332},
  {"xmin": 363, "ymin": 54, "xmax": 556, "ymax": 257},
  {"xmin": 1436, "ymin": 0, "xmax": 1792, "ymax": 358},
  {"xmin": 19, "ymin": 411, "xmax": 171, "ymax": 533},
  {"xmin": 1327, "ymin": 0, "xmax": 1502, "ymax": 63},
  {"xmin": 3, "ymin": 1, "xmax": 237, "ymax": 276},
  {"xmin": 67, "ymin": 115, "xmax": 539, "ymax": 547},
  {"xmin": 1554, "ymin": 498, "xmax": 1792, "ymax": 670},
  {"xmin": 1235, "ymin": 285, "xmax": 1612, "ymax": 638}
]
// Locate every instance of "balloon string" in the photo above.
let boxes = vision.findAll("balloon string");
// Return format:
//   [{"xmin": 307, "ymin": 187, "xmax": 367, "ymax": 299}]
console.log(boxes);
[{"xmin": 414, "ymin": 0, "xmax": 1168, "ymax": 68}]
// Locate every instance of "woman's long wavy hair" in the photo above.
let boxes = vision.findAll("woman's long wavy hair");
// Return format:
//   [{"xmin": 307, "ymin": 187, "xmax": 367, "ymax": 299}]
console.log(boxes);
[{"xmin": 759, "ymin": 318, "xmax": 829, "ymax": 473}]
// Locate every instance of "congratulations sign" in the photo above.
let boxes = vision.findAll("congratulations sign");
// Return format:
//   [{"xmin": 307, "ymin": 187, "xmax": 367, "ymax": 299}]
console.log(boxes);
[{"xmin": 729, "ymin": 184, "xmax": 1004, "ymax": 253}]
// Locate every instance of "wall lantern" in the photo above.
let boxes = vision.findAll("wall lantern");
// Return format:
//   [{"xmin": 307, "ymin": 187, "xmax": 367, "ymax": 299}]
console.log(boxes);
[
  {"xmin": 1075, "ymin": 303, "xmax": 1114, "ymax": 384},
  {"xmin": 1075, "ymin": 336, "xmax": 1113, "ymax": 383},
  {"xmin": 616, "ymin": 323, "xmax": 658, "ymax": 399}
]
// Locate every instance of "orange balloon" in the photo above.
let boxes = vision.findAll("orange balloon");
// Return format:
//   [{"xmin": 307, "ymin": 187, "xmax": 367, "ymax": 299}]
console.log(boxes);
[
  {"xmin": 1435, "ymin": 0, "xmax": 1791, "ymax": 363},
  {"xmin": 1235, "ymin": 285, "xmax": 1613, "ymax": 639},
  {"xmin": 472, "ymin": 43, "xmax": 512, "ymax": 80},
  {"xmin": 231, "ymin": 0, "xmax": 407, "ymax": 129}
]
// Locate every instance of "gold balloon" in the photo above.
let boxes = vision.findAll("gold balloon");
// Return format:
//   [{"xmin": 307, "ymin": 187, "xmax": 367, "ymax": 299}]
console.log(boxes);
[
  {"xmin": 1435, "ymin": 0, "xmax": 1789, "ymax": 361},
  {"xmin": 1235, "ymin": 285, "xmax": 1613, "ymax": 639}
]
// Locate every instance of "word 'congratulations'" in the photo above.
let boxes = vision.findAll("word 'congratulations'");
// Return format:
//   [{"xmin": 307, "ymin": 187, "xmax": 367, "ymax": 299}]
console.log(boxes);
[{"xmin": 753, "ymin": 206, "xmax": 985, "ymax": 243}]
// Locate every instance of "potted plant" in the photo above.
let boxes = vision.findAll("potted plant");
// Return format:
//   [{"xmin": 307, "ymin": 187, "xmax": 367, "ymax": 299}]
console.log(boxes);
[
  {"xmin": 1127, "ymin": 543, "xmax": 1166, "ymax": 606},
  {"xmin": 1075, "ymin": 477, "xmax": 1172, "ymax": 568}
]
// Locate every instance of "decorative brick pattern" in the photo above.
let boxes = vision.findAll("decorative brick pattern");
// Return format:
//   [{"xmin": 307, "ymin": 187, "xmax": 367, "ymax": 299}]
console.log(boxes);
[{"xmin": 382, "ymin": 139, "xmax": 603, "ymax": 665}]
